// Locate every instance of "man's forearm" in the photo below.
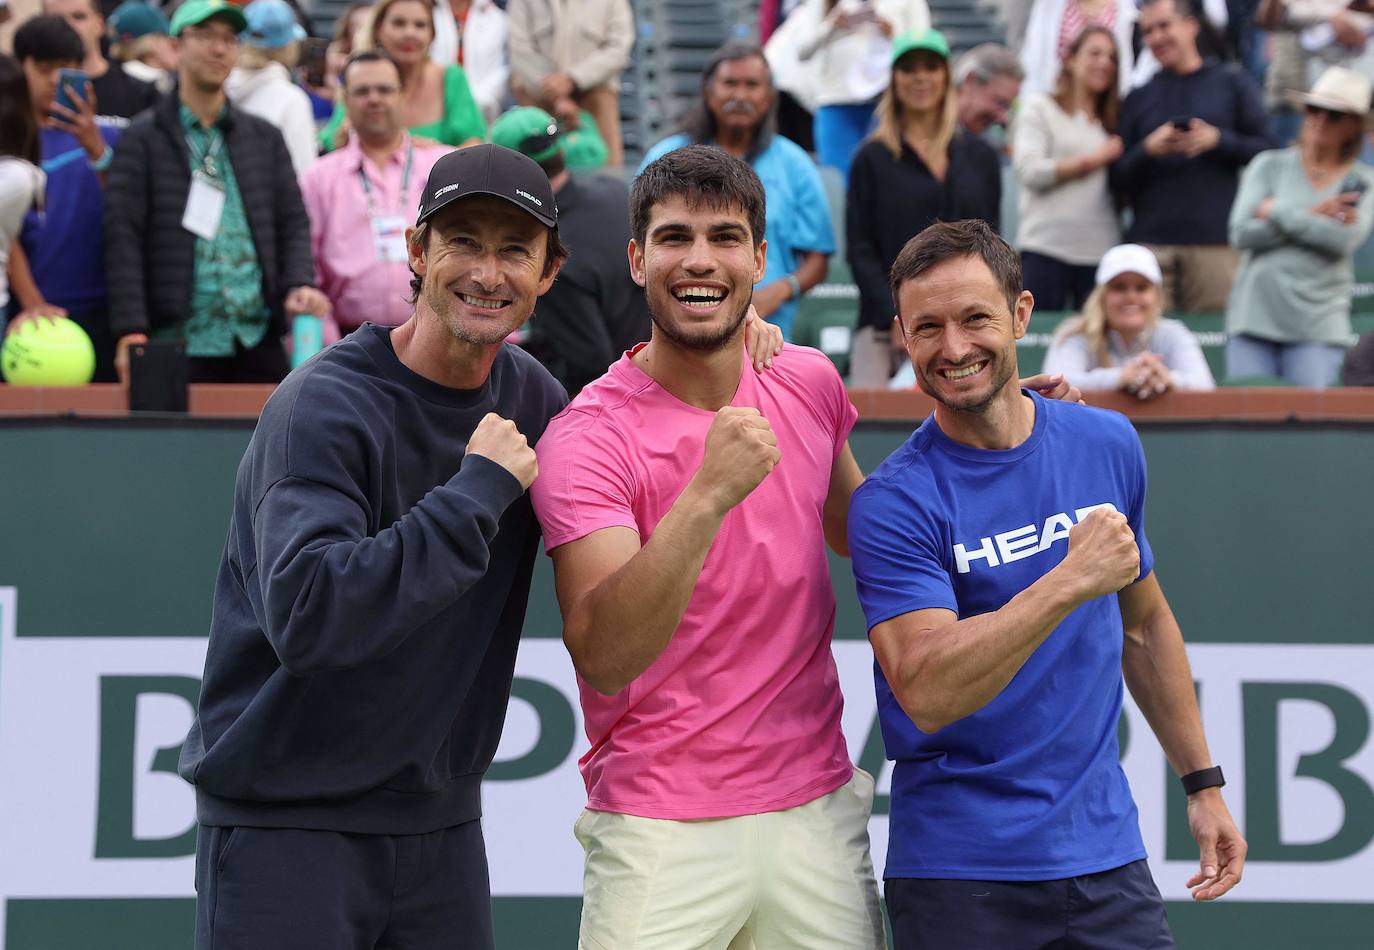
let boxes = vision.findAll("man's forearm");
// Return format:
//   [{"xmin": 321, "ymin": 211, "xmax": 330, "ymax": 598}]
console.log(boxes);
[
  {"xmin": 885, "ymin": 565, "xmax": 1088, "ymax": 732},
  {"xmin": 564, "ymin": 482, "xmax": 726, "ymax": 695},
  {"xmin": 1123, "ymin": 601, "xmax": 1214, "ymax": 775}
]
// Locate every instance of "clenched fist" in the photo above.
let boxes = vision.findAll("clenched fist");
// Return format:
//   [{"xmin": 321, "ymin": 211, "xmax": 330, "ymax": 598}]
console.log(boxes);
[
  {"xmin": 693, "ymin": 407, "xmax": 781, "ymax": 515},
  {"xmin": 1063, "ymin": 508, "xmax": 1140, "ymax": 600},
  {"xmin": 466, "ymin": 412, "xmax": 538, "ymax": 490}
]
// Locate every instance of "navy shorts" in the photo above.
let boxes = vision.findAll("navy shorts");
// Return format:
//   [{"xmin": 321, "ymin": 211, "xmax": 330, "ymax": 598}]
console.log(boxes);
[
  {"xmin": 886, "ymin": 859, "xmax": 1175, "ymax": 950},
  {"xmin": 194, "ymin": 820, "xmax": 494, "ymax": 950}
]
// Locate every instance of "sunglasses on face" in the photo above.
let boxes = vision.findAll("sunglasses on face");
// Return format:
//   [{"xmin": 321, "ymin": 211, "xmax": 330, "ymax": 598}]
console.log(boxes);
[{"xmin": 1306, "ymin": 104, "xmax": 1358, "ymax": 121}]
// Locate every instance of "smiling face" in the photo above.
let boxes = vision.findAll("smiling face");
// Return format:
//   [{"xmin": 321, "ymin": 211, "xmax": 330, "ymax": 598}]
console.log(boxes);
[
  {"xmin": 629, "ymin": 194, "xmax": 766, "ymax": 353},
  {"xmin": 703, "ymin": 54, "xmax": 773, "ymax": 139},
  {"xmin": 1068, "ymin": 30, "xmax": 1118, "ymax": 96},
  {"xmin": 407, "ymin": 195, "xmax": 559, "ymax": 347},
  {"xmin": 374, "ymin": 0, "xmax": 432, "ymax": 67},
  {"xmin": 958, "ymin": 72, "xmax": 1020, "ymax": 134},
  {"xmin": 1140, "ymin": 0, "xmax": 1199, "ymax": 74},
  {"xmin": 1101, "ymin": 272, "xmax": 1159, "ymax": 337},
  {"xmin": 896, "ymin": 254, "xmax": 1030, "ymax": 412},
  {"xmin": 893, "ymin": 50, "xmax": 947, "ymax": 116}
]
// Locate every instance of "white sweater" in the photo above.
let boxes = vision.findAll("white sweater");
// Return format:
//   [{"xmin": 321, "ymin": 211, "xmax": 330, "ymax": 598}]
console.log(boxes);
[
  {"xmin": 794, "ymin": 0, "xmax": 930, "ymax": 108},
  {"xmin": 1012, "ymin": 93, "xmax": 1121, "ymax": 265},
  {"xmin": 225, "ymin": 63, "xmax": 317, "ymax": 178}
]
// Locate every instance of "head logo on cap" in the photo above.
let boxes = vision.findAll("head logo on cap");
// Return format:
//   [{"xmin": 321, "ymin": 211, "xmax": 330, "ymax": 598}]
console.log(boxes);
[{"xmin": 415, "ymin": 144, "xmax": 558, "ymax": 229}]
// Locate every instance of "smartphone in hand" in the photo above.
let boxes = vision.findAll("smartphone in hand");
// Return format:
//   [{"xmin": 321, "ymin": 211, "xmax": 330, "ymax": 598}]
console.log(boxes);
[
  {"xmin": 51, "ymin": 68, "xmax": 88, "ymax": 117},
  {"xmin": 1339, "ymin": 173, "xmax": 1368, "ymax": 198}
]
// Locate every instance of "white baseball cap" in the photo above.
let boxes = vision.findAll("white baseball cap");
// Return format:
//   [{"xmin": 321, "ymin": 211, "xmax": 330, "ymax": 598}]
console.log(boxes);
[{"xmin": 1095, "ymin": 244, "xmax": 1162, "ymax": 287}]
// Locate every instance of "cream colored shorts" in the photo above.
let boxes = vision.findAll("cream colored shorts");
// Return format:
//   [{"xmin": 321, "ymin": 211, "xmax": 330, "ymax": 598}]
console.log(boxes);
[{"xmin": 574, "ymin": 769, "xmax": 885, "ymax": 950}]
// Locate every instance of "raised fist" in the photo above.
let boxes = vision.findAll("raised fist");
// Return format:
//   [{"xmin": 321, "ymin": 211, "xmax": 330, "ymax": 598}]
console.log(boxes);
[
  {"xmin": 466, "ymin": 413, "xmax": 538, "ymax": 490},
  {"xmin": 693, "ymin": 406, "xmax": 781, "ymax": 515},
  {"xmin": 1064, "ymin": 508, "xmax": 1140, "ymax": 600}
]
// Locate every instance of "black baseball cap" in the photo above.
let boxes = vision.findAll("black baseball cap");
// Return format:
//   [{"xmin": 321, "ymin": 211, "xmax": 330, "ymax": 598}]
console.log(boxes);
[{"xmin": 415, "ymin": 144, "xmax": 557, "ymax": 229}]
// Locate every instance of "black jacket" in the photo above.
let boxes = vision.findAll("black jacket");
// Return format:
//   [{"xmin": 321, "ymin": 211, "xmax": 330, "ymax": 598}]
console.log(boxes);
[
  {"xmin": 847, "ymin": 132, "xmax": 1001, "ymax": 331},
  {"xmin": 106, "ymin": 93, "xmax": 314, "ymax": 340}
]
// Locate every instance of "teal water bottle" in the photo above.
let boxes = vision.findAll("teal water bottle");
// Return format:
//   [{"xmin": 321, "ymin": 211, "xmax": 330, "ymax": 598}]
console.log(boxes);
[{"xmin": 291, "ymin": 314, "xmax": 323, "ymax": 369}]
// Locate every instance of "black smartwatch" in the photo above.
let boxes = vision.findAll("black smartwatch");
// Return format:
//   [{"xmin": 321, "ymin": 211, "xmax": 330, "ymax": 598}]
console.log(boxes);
[{"xmin": 1180, "ymin": 766, "xmax": 1225, "ymax": 795}]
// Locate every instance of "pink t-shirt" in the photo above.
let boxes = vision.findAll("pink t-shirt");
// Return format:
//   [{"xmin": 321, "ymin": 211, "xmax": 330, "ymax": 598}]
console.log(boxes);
[{"xmin": 531, "ymin": 343, "xmax": 858, "ymax": 820}]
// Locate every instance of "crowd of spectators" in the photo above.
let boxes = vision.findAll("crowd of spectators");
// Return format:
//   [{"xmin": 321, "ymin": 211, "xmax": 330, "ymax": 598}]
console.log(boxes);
[{"xmin": 1, "ymin": 0, "xmax": 1373, "ymax": 392}]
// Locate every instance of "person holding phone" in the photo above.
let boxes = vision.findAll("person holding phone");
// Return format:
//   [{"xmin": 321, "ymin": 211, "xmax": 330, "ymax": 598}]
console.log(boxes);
[
  {"xmin": 1225, "ymin": 66, "xmax": 1374, "ymax": 386},
  {"xmin": 1110, "ymin": 0, "xmax": 1274, "ymax": 313},
  {"xmin": 7, "ymin": 15, "xmax": 122, "ymax": 379}
]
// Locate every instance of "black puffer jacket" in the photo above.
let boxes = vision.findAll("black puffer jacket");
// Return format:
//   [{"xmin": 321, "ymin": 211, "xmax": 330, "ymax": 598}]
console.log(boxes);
[{"xmin": 106, "ymin": 93, "xmax": 315, "ymax": 340}]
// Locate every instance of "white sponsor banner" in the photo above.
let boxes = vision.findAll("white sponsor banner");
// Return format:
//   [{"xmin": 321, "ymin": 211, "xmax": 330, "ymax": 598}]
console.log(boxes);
[{"xmin": 2, "ymin": 585, "xmax": 1372, "ymax": 947}]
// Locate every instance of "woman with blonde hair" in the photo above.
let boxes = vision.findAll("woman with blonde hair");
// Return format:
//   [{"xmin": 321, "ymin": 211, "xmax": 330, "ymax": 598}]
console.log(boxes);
[
  {"xmin": 319, "ymin": 0, "xmax": 484, "ymax": 149},
  {"xmin": 227, "ymin": 0, "xmax": 318, "ymax": 176},
  {"xmin": 1013, "ymin": 25, "xmax": 1124, "ymax": 311},
  {"xmin": 1225, "ymin": 66, "xmax": 1374, "ymax": 387},
  {"xmin": 793, "ymin": 0, "xmax": 930, "ymax": 178},
  {"xmin": 846, "ymin": 27, "xmax": 1000, "ymax": 386},
  {"xmin": 1044, "ymin": 243, "xmax": 1214, "ymax": 396}
]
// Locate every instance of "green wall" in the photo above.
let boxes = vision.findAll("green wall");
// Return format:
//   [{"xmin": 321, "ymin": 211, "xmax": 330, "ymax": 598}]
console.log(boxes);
[{"xmin": 2, "ymin": 418, "xmax": 1372, "ymax": 948}]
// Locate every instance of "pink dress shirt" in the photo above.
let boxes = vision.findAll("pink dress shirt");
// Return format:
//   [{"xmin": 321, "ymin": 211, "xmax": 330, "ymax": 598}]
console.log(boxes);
[{"xmin": 299, "ymin": 133, "xmax": 451, "ymax": 340}]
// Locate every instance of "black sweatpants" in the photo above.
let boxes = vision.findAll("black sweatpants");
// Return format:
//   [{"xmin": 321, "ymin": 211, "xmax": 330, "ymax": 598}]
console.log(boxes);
[
  {"xmin": 194, "ymin": 821, "xmax": 494, "ymax": 950},
  {"xmin": 886, "ymin": 859, "xmax": 1174, "ymax": 950}
]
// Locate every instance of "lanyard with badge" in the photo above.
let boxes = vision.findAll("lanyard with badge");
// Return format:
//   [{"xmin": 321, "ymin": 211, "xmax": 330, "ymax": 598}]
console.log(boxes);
[
  {"xmin": 182, "ymin": 124, "xmax": 227, "ymax": 240},
  {"xmin": 360, "ymin": 143, "xmax": 414, "ymax": 263}
]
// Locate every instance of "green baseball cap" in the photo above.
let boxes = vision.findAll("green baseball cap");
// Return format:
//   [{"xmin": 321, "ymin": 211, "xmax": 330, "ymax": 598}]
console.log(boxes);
[
  {"xmin": 169, "ymin": 0, "xmax": 248, "ymax": 37},
  {"xmin": 490, "ymin": 107, "xmax": 563, "ymax": 164},
  {"xmin": 891, "ymin": 27, "xmax": 950, "ymax": 66}
]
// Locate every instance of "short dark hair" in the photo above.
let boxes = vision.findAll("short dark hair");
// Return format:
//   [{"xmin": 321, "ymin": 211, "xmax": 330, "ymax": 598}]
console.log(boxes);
[
  {"xmin": 889, "ymin": 219, "xmax": 1022, "ymax": 318},
  {"xmin": 630, "ymin": 144, "xmax": 767, "ymax": 249},
  {"xmin": 0, "ymin": 54, "xmax": 39, "ymax": 165},
  {"xmin": 341, "ymin": 50, "xmax": 401, "ymax": 91},
  {"xmin": 405, "ymin": 216, "xmax": 570, "ymax": 306},
  {"xmin": 14, "ymin": 15, "xmax": 85, "ymax": 65}
]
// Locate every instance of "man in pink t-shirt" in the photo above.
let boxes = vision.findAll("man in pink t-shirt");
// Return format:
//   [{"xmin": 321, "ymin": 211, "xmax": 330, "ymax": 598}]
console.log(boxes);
[{"xmin": 530, "ymin": 145, "xmax": 885, "ymax": 948}]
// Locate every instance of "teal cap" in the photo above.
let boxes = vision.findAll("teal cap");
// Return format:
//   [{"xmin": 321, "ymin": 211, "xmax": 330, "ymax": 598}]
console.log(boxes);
[
  {"xmin": 891, "ymin": 28, "xmax": 950, "ymax": 66},
  {"xmin": 169, "ymin": 0, "xmax": 248, "ymax": 37}
]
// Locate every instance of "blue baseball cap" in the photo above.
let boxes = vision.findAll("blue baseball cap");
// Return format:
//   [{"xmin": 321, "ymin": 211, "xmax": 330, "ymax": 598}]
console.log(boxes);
[{"xmin": 242, "ymin": 0, "xmax": 306, "ymax": 49}]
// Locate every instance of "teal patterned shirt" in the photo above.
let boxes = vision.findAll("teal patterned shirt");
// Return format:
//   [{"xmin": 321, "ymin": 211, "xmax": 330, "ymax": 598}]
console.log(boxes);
[{"xmin": 173, "ymin": 103, "xmax": 269, "ymax": 357}]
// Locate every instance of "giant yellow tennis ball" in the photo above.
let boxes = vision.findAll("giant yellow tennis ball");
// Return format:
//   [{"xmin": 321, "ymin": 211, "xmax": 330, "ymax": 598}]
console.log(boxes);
[{"xmin": 2, "ymin": 316, "xmax": 96, "ymax": 386}]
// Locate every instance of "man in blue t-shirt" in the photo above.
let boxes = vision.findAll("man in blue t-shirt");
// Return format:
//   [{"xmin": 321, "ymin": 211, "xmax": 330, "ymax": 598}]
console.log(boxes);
[{"xmin": 848, "ymin": 220, "xmax": 1246, "ymax": 949}]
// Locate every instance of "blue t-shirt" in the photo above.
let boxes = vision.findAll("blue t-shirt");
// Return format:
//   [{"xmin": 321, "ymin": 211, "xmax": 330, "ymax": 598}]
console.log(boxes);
[
  {"xmin": 848, "ymin": 391, "xmax": 1154, "ymax": 881},
  {"xmin": 639, "ymin": 133, "xmax": 835, "ymax": 341},
  {"xmin": 20, "ymin": 126, "xmax": 120, "ymax": 313}
]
